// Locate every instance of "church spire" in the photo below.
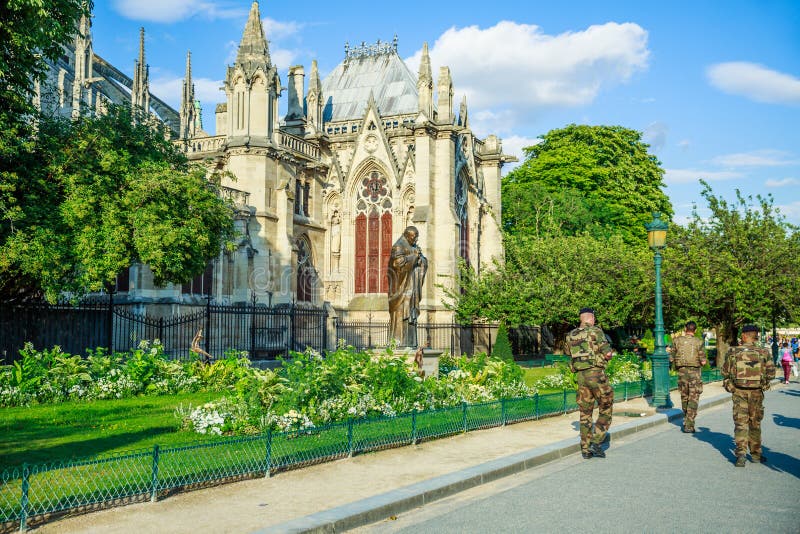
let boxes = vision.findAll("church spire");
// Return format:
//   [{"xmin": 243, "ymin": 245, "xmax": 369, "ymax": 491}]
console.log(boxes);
[
  {"xmin": 131, "ymin": 27, "xmax": 150, "ymax": 113},
  {"xmin": 71, "ymin": 11, "xmax": 93, "ymax": 118},
  {"xmin": 235, "ymin": 1, "xmax": 271, "ymax": 75},
  {"xmin": 458, "ymin": 95, "xmax": 469, "ymax": 127},
  {"xmin": 417, "ymin": 42, "xmax": 433, "ymax": 119},
  {"xmin": 306, "ymin": 59, "xmax": 324, "ymax": 134},
  {"xmin": 437, "ymin": 66, "xmax": 453, "ymax": 124},
  {"xmin": 180, "ymin": 51, "xmax": 196, "ymax": 139}
]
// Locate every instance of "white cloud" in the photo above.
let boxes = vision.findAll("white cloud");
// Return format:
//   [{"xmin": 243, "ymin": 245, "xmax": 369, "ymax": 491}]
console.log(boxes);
[
  {"xmin": 711, "ymin": 149, "xmax": 798, "ymax": 168},
  {"xmin": 404, "ymin": 21, "xmax": 649, "ymax": 132},
  {"xmin": 499, "ymin": 135, "xmax": 542, "ymax": 172},
  {"xmin": 775, "ymin": 201, "xmax": 800, "ymax": 223},
  {"xmin": 664, "ymin": 168, "xmax": 742, "ymax": 184},
  {"xmin": 263, "ymin": 18, "xmax": 303, "ymax": 40},
  {"xmin": 271, "ymin": 49, "xmax": 301, "ymax": 71},
  {"xmin": 677, "ymin": 139, "xmax": 691, "ymax": 150},
  {"xmin": 150, "ymin": 76, "xmax": 224, "ymax": 110},
  {"xmin": 707, "ymin": 62, "xmax": 800, "ymax": 105},
  {"xmin": 113, "ymin": 0, "xmax": 246, "ymax": 23},
  {"xmin": 765, "ymin": 178, "xmax": 800, "ymax": 187},
  {"xmin": 643, "ymin": 121, "xmax": 668, "ymax": 152}
]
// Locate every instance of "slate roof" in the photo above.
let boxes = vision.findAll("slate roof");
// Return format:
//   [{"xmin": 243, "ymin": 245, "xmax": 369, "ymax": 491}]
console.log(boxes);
[{"xmin": 321, "ymin": 50, "xmax": 420, "ymax": 122}]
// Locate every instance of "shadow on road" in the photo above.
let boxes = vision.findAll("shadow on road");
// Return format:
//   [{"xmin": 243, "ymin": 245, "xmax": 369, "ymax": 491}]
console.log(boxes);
[
  {"xmin": 759, "ymin": 446, "xmax": 800, "ymax": 479},
  {"xmin": 692, "ymin": 426, "xmax": 736, "ymax": 464},
  {"xmin": 778, "ymin": 389, "xmax": 800, "ymax": 397},
  {"xmin": 693, "ymin": 425, "xmax": 800, "ymax": 479},
  {"xmin": 772, "ymin": 413, "xmax": 800, "ymax": 429}
]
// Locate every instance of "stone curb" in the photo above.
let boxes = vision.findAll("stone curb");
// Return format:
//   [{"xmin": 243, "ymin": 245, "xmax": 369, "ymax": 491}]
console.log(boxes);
[{"xmin": 256, "ymin": 392, "xmax": 732, "ymax": 534}]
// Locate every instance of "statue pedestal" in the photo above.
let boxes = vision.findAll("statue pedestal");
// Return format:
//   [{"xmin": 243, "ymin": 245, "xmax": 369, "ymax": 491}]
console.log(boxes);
[
  {"xmin": 370, "ymin": 347, "xmax": 440, "ymax": 377},
  {"xmin": 398, "ymin": 347, "xmax": 441, "ymax": 378}
]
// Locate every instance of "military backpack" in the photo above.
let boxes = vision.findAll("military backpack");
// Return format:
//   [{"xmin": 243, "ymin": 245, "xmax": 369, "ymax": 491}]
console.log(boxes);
[
  {"xmin": 731, "ymin": 347, "xmax": 763, "ymax": 389},
  {"xmin": 673, "ymin": 335, "xmax": 703, "ymax": 367},
  {"xmin": 567, "ymin": 326, "xmax": 603, "ymax": 371}
]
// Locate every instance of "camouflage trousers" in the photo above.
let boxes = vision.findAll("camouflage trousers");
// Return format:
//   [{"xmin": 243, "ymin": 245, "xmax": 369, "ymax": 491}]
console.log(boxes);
[
  {"xmin": 576, "ymin": 368, "xmax": 614, "ymax": 451},
  {"xmin": 731, "ymin": 387, "xmax": 765, "ymax": 457},
  {"xmin": 677, "ymin": 366, "xmax": 703, "ymax": 430}
]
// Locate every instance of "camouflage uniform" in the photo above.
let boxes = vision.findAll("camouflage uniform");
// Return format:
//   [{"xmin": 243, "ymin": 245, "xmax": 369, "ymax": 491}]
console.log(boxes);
[
  {"xmin": 671, "ymin": 334, "xmax": 705, "ymax": 432},
  {"xmin": 566, "ymin": 324, "xmax": 613, "ymax": 456},
  {"xmin": 722, "ymin": 341, "xmax": 776, "ymax": 463}
]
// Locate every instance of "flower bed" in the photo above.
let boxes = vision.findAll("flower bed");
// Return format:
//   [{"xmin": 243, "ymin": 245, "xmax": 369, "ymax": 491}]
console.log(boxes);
[{"xmin": 1, "ymin": 342, "xmax": 653, "ymax": 438}]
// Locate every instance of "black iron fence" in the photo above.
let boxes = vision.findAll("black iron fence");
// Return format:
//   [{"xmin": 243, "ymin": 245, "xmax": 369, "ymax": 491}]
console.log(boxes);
[
  {"xmin": 334, "ymin": 319, "xmax": 542, "ymax": 358},
  {"xmin": 0, "ymin": 298, "xmax": 328, "ymax": 364}
]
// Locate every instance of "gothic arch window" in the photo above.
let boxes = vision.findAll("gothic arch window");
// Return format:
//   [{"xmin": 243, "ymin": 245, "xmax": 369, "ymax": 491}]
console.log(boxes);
[
  {"xmin": 294, "ymin": 178, "xmax": 311, "ymax": 217},
  {"xmin": 354, "ymin": 170, "xmax": 392, "ymax": 294},
  {"xmin": 182, "ymin": 262, "xmax": 214, "ymax": 297},
  {"xmin": 455, "ymin": 172, "xmax": 469, "ymax": 264},
  {"xmin": 296, "ymin": 237, "xmax": 316, "ymax": 302}
]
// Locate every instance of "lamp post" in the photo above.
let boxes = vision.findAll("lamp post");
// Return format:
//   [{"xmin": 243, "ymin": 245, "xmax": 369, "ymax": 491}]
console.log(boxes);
[{"xmin": 645, "ymin": 212, "xmax": 673, "ymax": 409}]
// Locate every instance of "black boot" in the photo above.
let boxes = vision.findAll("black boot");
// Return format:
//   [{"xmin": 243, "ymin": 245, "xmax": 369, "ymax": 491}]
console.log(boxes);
[{"xmin": 589, "ymin": 443, "xmax": 605, "ymax": 458}]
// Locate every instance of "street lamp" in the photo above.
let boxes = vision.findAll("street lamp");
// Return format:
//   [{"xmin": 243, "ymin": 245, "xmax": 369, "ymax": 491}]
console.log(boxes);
[{"xmin": 645, "ymin": 212, "xmax": 673, "ymax": 409}]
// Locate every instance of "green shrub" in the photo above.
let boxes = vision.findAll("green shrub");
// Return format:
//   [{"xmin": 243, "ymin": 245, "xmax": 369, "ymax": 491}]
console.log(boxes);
[{"xmin": 491, "ymin": 324, "xmax": 514, "ymax": 361}]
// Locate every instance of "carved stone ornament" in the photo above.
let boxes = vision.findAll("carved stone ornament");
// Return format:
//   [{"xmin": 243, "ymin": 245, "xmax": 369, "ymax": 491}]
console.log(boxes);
[{"xmin": 364, "ymin": 134, "xmax": 379, "ymax": 153}]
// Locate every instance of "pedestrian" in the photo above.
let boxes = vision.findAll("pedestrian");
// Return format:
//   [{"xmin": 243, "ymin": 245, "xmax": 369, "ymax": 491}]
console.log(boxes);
[
  {"xmin": 565, "ymin": 307, "xmax": 614, "ymax": 459},
  {"xmin": 780, "ymin": 343, "xmax": 793, "ymax": 384},
  {"xmin": 722, "ymin": 324, "xmax": 776, "ymax": 467},
  {"xmin": 670, "ymin": 321, "xmax": 707, "ymax": 433}
]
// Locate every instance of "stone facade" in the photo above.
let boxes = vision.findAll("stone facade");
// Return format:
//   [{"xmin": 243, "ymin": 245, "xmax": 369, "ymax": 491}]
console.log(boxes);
[{"xmin": 40, "ymin": 1, "xmax": 514, "ymax": 323}]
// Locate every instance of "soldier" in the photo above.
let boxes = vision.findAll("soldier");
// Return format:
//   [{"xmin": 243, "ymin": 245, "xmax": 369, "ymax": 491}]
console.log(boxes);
[
  {"xmin": 670, "ymin": 321, "xmax": 706, "ymax": 433},
  {"xmin": 565, "ymin": 307, "xmax": 615, "ymax": 459},
  {"xmin": 722, "ymin": 324, "xmax": 776, "ymax": 467}
]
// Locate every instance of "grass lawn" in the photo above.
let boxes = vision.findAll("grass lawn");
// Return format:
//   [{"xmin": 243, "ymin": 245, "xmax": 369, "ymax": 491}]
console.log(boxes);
[
  {"xmin": 522, "ymin": 366, "xmax": 561, "ymax": 389},
  {"xmin": 0, "ymin": 391, "xmax": 226, "ymax": 470}
]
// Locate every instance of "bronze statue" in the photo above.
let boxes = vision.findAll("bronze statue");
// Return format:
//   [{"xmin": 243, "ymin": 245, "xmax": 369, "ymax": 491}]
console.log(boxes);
[
  {"xmin": 190, "ymin": 328, "xmax": 213, "ymax": 364},
  {"xmin": 387, "ymin": 226, "xmax": 427, "ymax": 347}
]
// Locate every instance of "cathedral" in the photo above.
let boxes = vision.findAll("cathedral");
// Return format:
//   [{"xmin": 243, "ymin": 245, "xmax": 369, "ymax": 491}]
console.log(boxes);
[{"xmin": 40, "ymin": 1, "xmax": 513, "ymax": 324}]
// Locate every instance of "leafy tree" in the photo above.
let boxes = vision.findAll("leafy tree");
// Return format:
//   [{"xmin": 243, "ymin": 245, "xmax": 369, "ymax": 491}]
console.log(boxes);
[
  {"xmin": 1, "ymin": 0, "xmax": 91, "ymax": 300},
  {"xmin": 502, "ymin": 181, "xmax": 615, "ymax": 239},
  {"xmin": 0, "ymin": 0, "xmax": 91, "ymax": 117},
  {"xmin": 503, "ymin": 124, "xmax": 672, "ymax": 243},
  {"xmin": 664, "ymin": 182, "xmax": 800, "ymax": 359},
  {"xmin": 447, "ymin": 234, "xmax": 653, "ymax": 350},
  {"xmin": 0, "ymin": 106, "xmax": 236, "ymax": 302}
]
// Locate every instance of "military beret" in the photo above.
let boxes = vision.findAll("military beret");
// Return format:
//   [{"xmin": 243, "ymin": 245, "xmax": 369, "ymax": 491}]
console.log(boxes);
[
  {"xmin": 741, "ymin": 324, "xmax": 759, "ymax": 333},
  {"xmin": 579, "ymin": 307, "xmax": 595, "ymax": 315}
]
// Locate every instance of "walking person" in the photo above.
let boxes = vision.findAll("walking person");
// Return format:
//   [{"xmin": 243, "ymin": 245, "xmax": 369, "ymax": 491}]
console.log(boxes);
[
  {"xmin": 780, "ymin": 343, "xmax": 793, "ymax": 384},
  {"xmin": 722, "ymin": 325, "xmax": 776, "ymax": 467},
  {"xmin": 565, "ymin": 307, "xmax": 614, "ymax": 459},
  {"xmin": 670, "ymin": 321, "xmax": 707, "ymax": 433}
]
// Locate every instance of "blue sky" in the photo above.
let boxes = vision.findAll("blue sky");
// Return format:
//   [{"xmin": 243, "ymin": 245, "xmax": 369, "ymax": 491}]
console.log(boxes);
[{"xmin": 91, "ymin": 0, "xmax": 800, "ymax": 226}]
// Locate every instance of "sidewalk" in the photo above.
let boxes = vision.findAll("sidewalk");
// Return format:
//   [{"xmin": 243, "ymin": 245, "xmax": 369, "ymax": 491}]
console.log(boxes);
[{"xmin": 40, "ymin": 382, "xmax": 744, "ymax": 534}]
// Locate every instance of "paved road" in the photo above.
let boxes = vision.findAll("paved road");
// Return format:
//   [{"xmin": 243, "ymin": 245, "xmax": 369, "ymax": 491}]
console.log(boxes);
[{"xmin": 361, "ymin": 384, "xmax": 800, "ymax": 534}]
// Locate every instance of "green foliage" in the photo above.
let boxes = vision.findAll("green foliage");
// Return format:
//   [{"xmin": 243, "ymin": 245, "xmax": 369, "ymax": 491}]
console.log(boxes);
[
  {"xmin": 0, "ymin": 1, "xmax": 92, "ymax": 301},
  {"xmin": 447, "ymin": 234, "xmax": 652, "ymax": 337},
  {"xmin": 503, "ymin": 124, "xmax": 672, "ymax": 244},
  {"xmin": 664, "ymin": 182, "xmax": 800, "ymax": 345},
  {"xmin": 1, "ymin": 106, "xmax": 237, "ymax": 301},
  {"xmin": 491, "ymin": 324, "xmax": 514, "ymax": 361},
  {"xmin": 438, "ymin": 353, "xmax": 458, "ymax": 375},
  {"xmin": 0, "ymin": 340, "xmax": 215, "ymax": 406},
  {"xmin": 641, "ymin": 329, "xmax": 654, "ymax": 352},
  {"xmin": 0, "ymin": 0, "xmax": 91, "ymax": 117}
]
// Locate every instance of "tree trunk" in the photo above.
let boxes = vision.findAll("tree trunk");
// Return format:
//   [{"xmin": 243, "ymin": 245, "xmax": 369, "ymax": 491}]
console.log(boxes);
[{"xmin": 714, "ymin": 322, "xmax": 738, "ymax": 369}]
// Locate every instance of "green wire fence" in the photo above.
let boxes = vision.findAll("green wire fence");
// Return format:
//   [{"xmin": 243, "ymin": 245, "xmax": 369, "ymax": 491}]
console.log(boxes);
[{"xmin": 0, "ymin": 369, "xmax": 722, "ymax": 532}]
